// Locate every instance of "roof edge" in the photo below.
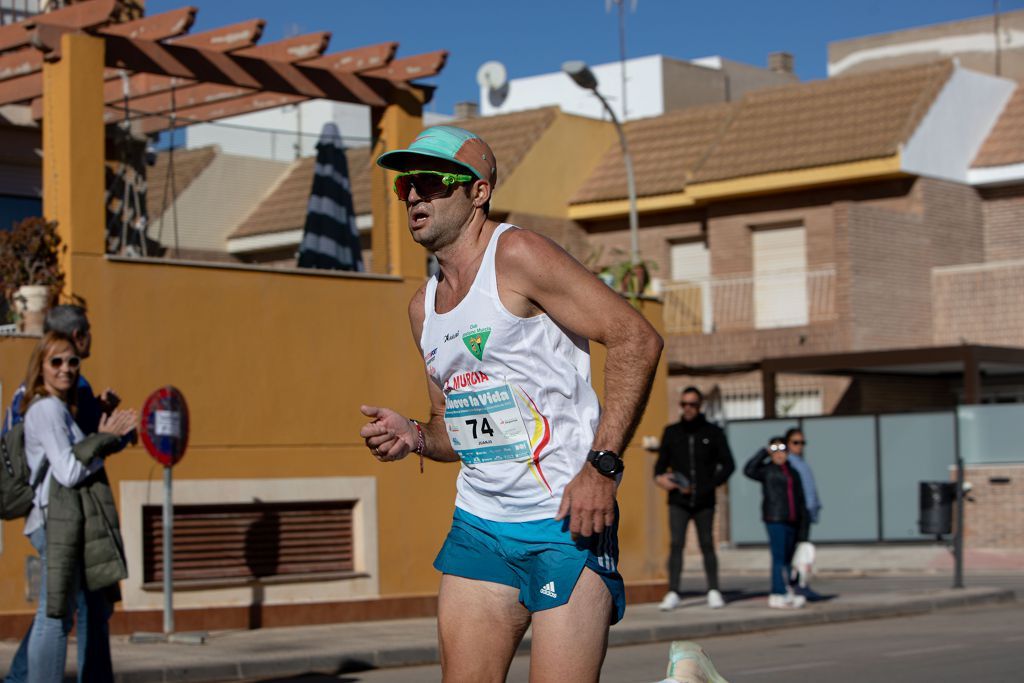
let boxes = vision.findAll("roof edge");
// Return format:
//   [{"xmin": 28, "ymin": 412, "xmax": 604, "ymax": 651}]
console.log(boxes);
[
  {"xmin": 569, "ymin": 156, "xmax": 907, "ymax": 218},
  {"xmin": 687, "ymin": 156, "xmax": 906, "ymax": 202},
  {"xmin": 968, "ymin": 162, "xmax": 1024, "ymax": 187},
  {"xmin": 568, "ymin": 191, "xmax": 694, "ymax": 220}
]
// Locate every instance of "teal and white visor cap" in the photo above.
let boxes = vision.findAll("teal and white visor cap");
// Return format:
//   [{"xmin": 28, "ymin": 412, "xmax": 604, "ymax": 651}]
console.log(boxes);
[{"xmin": 376, "ymin": 125, "xmax": 498, "ymax": 189}]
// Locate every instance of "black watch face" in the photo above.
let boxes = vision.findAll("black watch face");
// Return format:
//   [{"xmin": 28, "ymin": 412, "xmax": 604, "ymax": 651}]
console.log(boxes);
[{"xmin": 597, "ymin": 452, "xmax": 618, "ymax": 474}]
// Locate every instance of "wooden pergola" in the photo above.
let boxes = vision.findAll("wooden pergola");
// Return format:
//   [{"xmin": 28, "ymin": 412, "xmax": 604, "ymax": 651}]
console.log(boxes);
[{"xmin": 0, "ymin": 0, "xmax": 439, "ymax": 282}]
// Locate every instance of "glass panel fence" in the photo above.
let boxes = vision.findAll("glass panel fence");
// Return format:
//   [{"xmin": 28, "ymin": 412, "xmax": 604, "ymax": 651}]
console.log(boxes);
[{"xmin": 879, "ymin": 412, "xmax": 956, "ymax": 540}]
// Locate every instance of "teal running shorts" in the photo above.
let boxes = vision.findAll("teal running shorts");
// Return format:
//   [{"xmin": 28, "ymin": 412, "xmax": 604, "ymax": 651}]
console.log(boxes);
[{"xmin": 433, "ymin": 505, "xmax": 626, "ymax": 624}]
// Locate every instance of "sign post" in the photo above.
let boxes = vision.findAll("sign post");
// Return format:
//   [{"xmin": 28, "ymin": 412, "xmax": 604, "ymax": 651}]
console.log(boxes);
[{"xmin": 140, "ymin": 386, "xmax": 190, "ymax": 638}]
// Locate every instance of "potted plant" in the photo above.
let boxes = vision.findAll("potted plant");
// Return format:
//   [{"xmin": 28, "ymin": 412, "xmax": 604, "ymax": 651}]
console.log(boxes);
[
  {"xmin": 588, "ymin": 247, "xmax": 657, "ymax": 304},
  {"xmin": 0, "ymin": 217, "xmax": 66, "ymax": 334}
]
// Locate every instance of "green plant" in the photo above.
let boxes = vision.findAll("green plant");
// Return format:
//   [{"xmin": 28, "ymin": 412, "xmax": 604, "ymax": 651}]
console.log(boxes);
[
  {"xmin": 594, "ymin": 247, "xmax": 657, "ymax": 303},
  {"xmin": 0, "ymin": 217, "xmax": 66, "ymax": 313}
]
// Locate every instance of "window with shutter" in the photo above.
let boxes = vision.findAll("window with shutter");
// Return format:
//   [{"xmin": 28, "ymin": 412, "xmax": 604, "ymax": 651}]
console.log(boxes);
[
  {"xmin": 752, "ymin": 225, "xmax": 808, "ymax": 329},
  {"xmin": 669, "ymin": 241, "xmax": 713, "ymax": 333},
  {"xmin": 142, "ymin": 500, "xmax": 357, "ymax": 589}
]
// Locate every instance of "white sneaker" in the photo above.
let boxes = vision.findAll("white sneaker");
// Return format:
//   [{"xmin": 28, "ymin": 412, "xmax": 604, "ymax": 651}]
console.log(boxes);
[
  {"xmin": 786, "ymin": 588, "xmax": 807, "ymax": 609},
  {"xmin": 707, "ymin": 589, "xmax": 725, "ymax": 609},
  {"xmin": 659, "ymin": 591, "xmax": 681, "ymax": 611},
  {"xmin": 768, "ymin": 592, "xmax": 806, "ymax": 609}
]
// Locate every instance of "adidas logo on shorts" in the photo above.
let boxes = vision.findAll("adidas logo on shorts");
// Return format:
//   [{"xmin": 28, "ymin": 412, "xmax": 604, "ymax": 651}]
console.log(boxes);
[{"xmin": 539, "ymin": 581, "xmax": 557, "ymax": 598}]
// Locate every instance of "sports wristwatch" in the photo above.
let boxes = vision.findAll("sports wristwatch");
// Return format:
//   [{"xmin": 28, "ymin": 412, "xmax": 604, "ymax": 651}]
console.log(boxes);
[{"xmin": 587, "ymin": 449, "xmax": 625, "ymax": 477}]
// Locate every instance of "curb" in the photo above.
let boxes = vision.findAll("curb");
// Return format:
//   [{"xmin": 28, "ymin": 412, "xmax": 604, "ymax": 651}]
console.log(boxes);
[
  {"xmin": 607, "ymin": 588, "xmax": 1015, "ymax": 648},
  {"xmin": 107, "ymin": 587, "xmax": 1015, "ymax": 683}
]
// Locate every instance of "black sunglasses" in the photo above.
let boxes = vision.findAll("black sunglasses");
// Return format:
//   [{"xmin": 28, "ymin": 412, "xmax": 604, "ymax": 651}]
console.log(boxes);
[
  {"xmin": 48, "ymin": 355, "xmax": 80, "ymax": 370},
  {"xmin": 789, "ymin": 440, "xmax": 806, "ymax": 445},
  {"xmin": 393, "ymin": 170, "xmax": 474, "ymax": 202},
  {"xmin": 680, "ymin": 401, "xmax": 700, "ymax": 408}
]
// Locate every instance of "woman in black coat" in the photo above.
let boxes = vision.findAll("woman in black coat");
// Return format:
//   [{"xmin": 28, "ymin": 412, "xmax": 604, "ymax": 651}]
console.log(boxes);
[{"xmin": 743, "ymin": 436, "xmax": 809, "ymax": 609}]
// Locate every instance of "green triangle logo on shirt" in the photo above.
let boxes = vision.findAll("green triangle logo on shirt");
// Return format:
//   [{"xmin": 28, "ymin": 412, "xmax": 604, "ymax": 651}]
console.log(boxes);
[{"xmin": 462, "ymin": 327, "xmax": 491, "ymax": 361}]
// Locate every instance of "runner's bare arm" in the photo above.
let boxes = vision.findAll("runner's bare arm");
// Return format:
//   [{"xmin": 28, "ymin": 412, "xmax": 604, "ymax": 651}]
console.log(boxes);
[
  {"xmin": 357, "ymin": 286, "xmax": 459, "ymax": 463},
  {"xmin": 497, "ymin": 229, "xmax": 663, "ymax": 536},
  {"xmin": 497, "ymin": 229, "xmax": 663, "ymax": 455}
]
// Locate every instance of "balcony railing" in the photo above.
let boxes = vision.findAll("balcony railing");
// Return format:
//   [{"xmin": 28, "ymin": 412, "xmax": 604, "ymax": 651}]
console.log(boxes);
[
  {"xmin": 0, "ymin": 1, "xmax": 59, "ymax": 26},
  {"xmin": 662, "ymin": 267, "xmax": 837, "ymax": 334}
]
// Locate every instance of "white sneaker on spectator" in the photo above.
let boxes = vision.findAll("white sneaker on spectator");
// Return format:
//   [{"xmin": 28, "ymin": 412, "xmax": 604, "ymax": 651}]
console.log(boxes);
[
  {"xmin": 659, "ymin": 591, "xmax": 682, "ymax": 611},
  {"xmin": 707, "ymin": 589, "xmax": 725, "ymax": 609},
  {"xmin": 786, "ymin": 588, "xmax": 807, "ymax": 608},
  {"xmin": 769, "ymin": 592, "xmax": 806, "ymax": 609}
]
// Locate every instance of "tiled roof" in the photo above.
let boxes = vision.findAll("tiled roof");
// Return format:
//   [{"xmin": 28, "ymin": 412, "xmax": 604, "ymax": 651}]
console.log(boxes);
[
  {"xmin": 448, "ymin": 107, "xmax": 559, "ymax": 184},
  {"xmin": 570, "ymin": 102, "xmax": 734, "ymax": 204},
  {"xmin": 692, "ymin": 60, "xmax": 952, "ymax": 184},
  {"xmin": 230, "ymin": 107, "xmax": 560, "ymax": 239},
  {"xmin": 147, "ymin": 145, "xmax": 217, "ymax": 219},
  {"xmin": 973, "ymin": 86, "xmax": 1024, "ymax": 168},
  {"xmin": 230, "ymin": 147, "xmax": 372, "ymax": 239},
  {"xmin": 571, "ymin": 60, "xmax": 955, "ymax": 203}
]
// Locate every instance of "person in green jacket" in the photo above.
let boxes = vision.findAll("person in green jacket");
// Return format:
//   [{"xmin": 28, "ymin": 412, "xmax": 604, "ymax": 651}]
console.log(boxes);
[{"xmin": 17, "ymin": 332, "xmax": 135, "ymax": 683}]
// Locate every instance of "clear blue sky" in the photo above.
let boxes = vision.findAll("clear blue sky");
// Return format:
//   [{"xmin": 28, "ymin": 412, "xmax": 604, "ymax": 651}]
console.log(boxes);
[{"xmin": 147, "ymin": 0, "xmax": 1022, "ymax": 115}]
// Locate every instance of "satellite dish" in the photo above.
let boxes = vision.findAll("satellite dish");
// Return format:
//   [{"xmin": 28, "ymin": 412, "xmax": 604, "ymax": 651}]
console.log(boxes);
[
  {"xmin": 476, "ymin": 60, "xmax": 509, "ymax": 108},
  {"xmin": 476, "ymin": 60, "xmax": 508, "ymax": 90}
]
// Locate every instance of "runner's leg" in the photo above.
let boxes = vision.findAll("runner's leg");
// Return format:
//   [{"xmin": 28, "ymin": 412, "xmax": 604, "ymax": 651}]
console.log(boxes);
[
  {"xmin": 528, "ymin": 567, "xmax": 613, "ymax": 683},
  {"xmin": 437, "ymin": 574, "xmax": 530, "ymax": 683}
]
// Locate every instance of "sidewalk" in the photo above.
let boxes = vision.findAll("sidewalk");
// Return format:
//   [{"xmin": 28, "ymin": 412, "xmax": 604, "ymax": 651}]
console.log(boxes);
[
  {"xmin": 0, "ymin": 583, "xmax": 1014, "ymax": 683},
  {"xmin": 715, "ymin": 543, "xmax": 1024, "ymax": 576}
]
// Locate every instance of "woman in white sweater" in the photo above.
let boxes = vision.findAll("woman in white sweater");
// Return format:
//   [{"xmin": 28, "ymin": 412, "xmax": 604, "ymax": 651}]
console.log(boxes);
[{"xmin": 19, "ymin": 331, "xmax": 135, "ymax": 683}]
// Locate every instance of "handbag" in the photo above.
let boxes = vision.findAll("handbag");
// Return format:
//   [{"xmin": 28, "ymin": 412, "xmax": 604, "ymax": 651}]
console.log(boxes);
[{"xmin": 791, "ymin": 541, "xmax": 816, "ymax": 588}]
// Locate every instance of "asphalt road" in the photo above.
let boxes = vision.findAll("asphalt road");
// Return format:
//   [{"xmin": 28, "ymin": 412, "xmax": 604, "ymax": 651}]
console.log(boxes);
[{"xmin": 244, "ymin": 587, "xmax": 1023, "ymax": 682}]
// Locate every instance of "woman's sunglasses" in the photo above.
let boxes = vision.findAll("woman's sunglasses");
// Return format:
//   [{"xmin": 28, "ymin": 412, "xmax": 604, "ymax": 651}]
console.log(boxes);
[
  {"xmin": 393, "ymin": 170, "xmax": 474, "ymax": 202},
  {"xmin": 48, "ymin": 355, "xmax": 80, "ymax": 370}
]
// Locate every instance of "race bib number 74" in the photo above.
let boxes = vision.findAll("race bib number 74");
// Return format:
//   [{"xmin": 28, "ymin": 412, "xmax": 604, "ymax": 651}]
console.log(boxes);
[{"xmin": 444, "ymin": 383, "xmax": 532, "ymax": 464}]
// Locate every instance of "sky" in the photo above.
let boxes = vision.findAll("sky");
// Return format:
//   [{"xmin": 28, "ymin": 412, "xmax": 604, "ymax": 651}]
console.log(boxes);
[{"xmin": 145, "ymin": 0, "xmax": 1023, "ymax": 115}]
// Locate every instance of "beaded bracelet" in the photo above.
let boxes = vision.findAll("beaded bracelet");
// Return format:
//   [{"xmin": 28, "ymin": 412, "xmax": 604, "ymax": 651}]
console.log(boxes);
[{"xmin": 410, "ymin": 419, "xmax": 425, "ymax": 473}]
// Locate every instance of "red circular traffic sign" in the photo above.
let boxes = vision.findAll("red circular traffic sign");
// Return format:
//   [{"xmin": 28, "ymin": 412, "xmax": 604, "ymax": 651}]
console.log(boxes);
[{"xmin": 140, "ymin": 386, "xmax": 189, "ymax": 467}]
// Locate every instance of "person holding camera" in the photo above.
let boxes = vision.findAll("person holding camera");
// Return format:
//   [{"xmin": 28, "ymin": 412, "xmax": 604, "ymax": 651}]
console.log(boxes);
[
  {"xmin": 654, "ymin": 387, "xmax": 735, "ymax": 611},
  {"xmin": 743, "ymin": 436, "xmax": 810, "ymax": 609}
]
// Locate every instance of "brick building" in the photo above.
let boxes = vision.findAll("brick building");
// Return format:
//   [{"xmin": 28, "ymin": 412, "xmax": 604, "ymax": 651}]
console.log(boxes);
[{"xmin": 570, "ymin": 59, "xmax": 1022, "ymax": 419}]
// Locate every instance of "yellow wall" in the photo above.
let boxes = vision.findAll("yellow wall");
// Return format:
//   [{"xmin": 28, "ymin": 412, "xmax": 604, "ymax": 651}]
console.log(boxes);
[
  {"xmin": 591, "ymin": 300, "xmax": 670, "ymax": 582},
  {"xmin": 0, "ymin": 336, "xmax": 39, "ymax": 610},
  {"xmin": 0, "ymin": 255, "xmax": 669, "ymax": 615},
  {"xmin": 493, "ymin": 112, "xmax": 618, "ymax": 218},
  {"xmin": 1, "ymin": 32, "xmax": 669, "ymax": 619}
]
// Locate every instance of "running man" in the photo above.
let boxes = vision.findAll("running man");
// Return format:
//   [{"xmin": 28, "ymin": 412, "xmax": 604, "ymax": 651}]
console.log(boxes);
[{"xmin": 359, "ymin": 125, "xmax": 663, "ymax": 682}]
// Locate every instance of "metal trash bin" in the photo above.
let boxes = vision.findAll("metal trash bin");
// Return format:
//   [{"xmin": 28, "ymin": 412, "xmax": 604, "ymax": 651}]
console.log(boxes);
[{"xmin": 919, "ymin": 481, "xmax": 956, "ymax": 536}]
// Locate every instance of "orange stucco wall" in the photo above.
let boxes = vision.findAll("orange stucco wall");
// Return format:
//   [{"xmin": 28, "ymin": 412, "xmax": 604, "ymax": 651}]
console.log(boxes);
[
  {"xmin": 0, "ymin": 252, "xmax": 668, "ymax": 616},
  {"xmin": 0, "ymin": 30, "xmax": 668, "ymax": 620}
]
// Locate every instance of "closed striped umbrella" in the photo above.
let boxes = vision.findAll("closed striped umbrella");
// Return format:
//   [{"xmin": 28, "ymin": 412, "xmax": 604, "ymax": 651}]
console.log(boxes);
[{"xmin": 296, "ymin": 122, "xmax": 363, "ymax": 271}]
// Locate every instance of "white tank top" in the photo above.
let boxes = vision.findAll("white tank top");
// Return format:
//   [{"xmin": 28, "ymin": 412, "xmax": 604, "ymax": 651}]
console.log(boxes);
[{"xmin": 420, "ymin": 224, "xmax": 601, "ymax": 522}]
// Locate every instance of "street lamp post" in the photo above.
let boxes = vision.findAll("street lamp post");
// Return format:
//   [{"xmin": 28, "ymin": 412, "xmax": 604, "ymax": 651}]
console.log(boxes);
[{"xmin": 562, "ymin": 60, "xmax": 640, "ymax": 268}]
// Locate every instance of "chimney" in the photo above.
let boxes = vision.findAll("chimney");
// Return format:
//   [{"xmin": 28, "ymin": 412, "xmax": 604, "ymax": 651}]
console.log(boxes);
[
  {"xmin": 454, "ymin": 101, "xmax": 479, "ymax": 119},
  {"xmin": 768, "ymin": 51, "xmax": 794, "ymax": 74}
]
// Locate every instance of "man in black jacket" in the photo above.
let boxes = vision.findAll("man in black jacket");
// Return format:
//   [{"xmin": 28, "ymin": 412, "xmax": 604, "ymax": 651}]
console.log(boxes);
[{"xmin": 654, "ymin": 387, "xmax": 735, "ymax": 610}]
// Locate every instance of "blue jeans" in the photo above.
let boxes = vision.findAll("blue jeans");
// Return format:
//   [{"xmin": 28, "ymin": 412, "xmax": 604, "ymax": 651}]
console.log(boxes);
[
  {"xmin": 4, "ymin": 528, "xmax": 114, "ymax": 683},
  {"xmin": 765, "ymin": 522, "xmax": 798, "ymax": 596}
]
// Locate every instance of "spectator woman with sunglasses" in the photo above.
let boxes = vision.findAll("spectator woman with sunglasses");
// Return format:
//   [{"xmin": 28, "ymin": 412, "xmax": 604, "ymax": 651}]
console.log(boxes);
[
  {"xmin": 785, "ymin": 429, "xmax": 821, "ymax": 527},
  {"xmin": 743, "ymin": 436, "xmax": 810, "ymax": 609},
  {"xmin": 17, "ymin": 331, "xmax": 136, "ymax": 683}
]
